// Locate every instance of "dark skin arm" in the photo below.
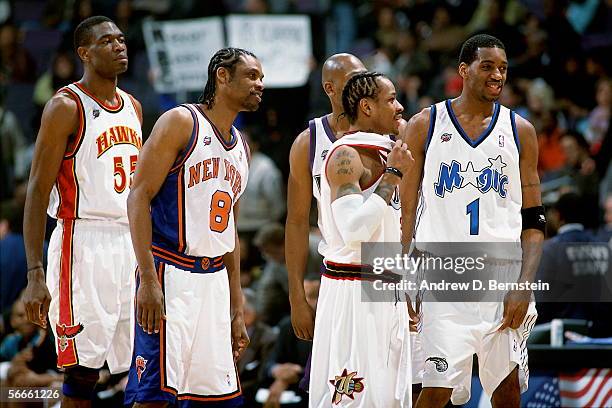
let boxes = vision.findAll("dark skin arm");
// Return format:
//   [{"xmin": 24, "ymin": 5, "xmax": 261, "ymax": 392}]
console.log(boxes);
[
  {"xmin": 223, "ymin": 201, "xmax": 250, "ymax": 360},
  {"xmin": 23, "ymin": 93, "xmax": 78, "ymax": 328},
  {"xmin": 127, "ymin": 107, "xmax": 192, "ymax": 334},
  {"xmin": 285, "ymin": 129, "xmax": 316, "ymax": 341},
  {"xmin": 399, "ymin": 110, "xmax": 430, "ymax": 330},
  {"xmin": 499, "ymin": 115, "xmax": 544, "ymax": 331}
]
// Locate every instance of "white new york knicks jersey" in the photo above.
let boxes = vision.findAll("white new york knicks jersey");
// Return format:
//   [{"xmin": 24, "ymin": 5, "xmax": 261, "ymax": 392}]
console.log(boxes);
[
  {"xmin": 309, "ymin": 115, "xmax": 337, "ymax": 258},
  {"xmin": 416, "ymin": 100, "xmax": 522, "ymax": 248},
  {"xmin": 319, "ymin": 132, "xmax": 401, "ymax": 265},
  {"xmin": 151, "ymin": 104, "xmax": 249, "ymax": 258},
  {"xmin": 47, "ymin": 83, "xmax": 142, "ymax": 223}
]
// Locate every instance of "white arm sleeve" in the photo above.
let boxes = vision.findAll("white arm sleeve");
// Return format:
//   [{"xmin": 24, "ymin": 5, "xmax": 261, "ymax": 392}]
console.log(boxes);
[{"xmin": 331, "ymin": 193, "xmax": 388, "ymax": 247}]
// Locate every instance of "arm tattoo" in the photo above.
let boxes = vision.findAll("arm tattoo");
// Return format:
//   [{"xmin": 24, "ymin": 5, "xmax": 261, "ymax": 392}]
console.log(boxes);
[
  {"xmin": 335, "ymin": 149, "xmax": 357, "ymax": 176},
  {"xmin": 337, "ymin": 183, "xmax": 361, "ymax": 198},
  {"xmin": 374, "ymin": 179, "xmax": 396, "ymax": 202}
]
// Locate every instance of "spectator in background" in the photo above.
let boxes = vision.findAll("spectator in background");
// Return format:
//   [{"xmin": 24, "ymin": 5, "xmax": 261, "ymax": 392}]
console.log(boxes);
[
  {"xmin": 33, "ymin": 49, "xmax": 79, "ymax": 112},
  {"xmin": 263, "ymin": 276, "xmax": 319, "ymax": 408},
  {"xmin": 238, "ymin": 288, "xmax": 278, "ymax": 405},
  {"xmin": 536, "ymin": 192, "xmax": 612, "ymax": 337},
  {"xmin": 253, "ymin": 223, "xmax": 291, "ymax": 327},
  {"xmin": 0, "ymin": 100, "xmax": 27, "ymax": 199},
  {"xmin": 585, "ymin": 78, "xmax": 611, "ymax": 154},
  {"xmin": 0, "ymin": 23, "xmax": 36, "ymax": 83},
  {"xmin": 1, "ymin": 295, "xmax": 43, "ymax": 361},
  {"xmin": 597, "ymin": 194, "xmax": 612, "ymax": 244},
  {"xmin": 238, "ymin": 127, "xmax": 285, "ymax": 269},
  {"xmin": 0, "ymin": 200, "xmax": 48, "ymax": 313}
]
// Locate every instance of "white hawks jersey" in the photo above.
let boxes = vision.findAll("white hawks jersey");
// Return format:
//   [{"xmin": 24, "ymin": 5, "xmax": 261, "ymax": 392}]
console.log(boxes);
[
  {"xmin": 47, "ymin": 82, "xmax": 142, "ymax": 223},
  {"xmin": 150, "ymin": 104, "xmax": 249, "ymax": 258},
  {"xmin": 415, "ymin": 100, "xmax": 523, "ymax": 250},
  {"xmin": 309, "ymin": 115, "xmax": 338, "ymax": 258},
  {"xmin": 319, "ymin": 131, "xmax": 401, "ymax": 265}
]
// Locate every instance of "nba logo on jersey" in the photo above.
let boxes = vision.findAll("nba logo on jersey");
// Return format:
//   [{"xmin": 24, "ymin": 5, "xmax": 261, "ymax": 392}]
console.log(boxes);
[
  {"xmin": 498, "ymin": 134, "xmax": 504, "ymax": 147},
  {"xmin": 441, "ymin": 133, "xmax": 452, "ymax": 142},
  {"xmin": 203, "ymin": 136, "xmax": 211, "ymax": 145}
]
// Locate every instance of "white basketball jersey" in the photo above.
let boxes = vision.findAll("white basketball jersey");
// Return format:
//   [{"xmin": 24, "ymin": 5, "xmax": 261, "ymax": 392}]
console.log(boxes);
[
  {"xmin": 319, "ymin": 132, "xmax": 401, "ymax": 264},
  {"xmin": 150, "ymin": 104, "xmax": 249, "ymax": 258},
  {"xmin": 308, "ymin": 115, "xmax": 338, "ymax": 258},
  {"xmin": 47, "ymin": 83, "xmax": 142, "ymax": 223},
  {"xmin": 415, "ymin": 100, "xmax": 522, "ymax": 248}
]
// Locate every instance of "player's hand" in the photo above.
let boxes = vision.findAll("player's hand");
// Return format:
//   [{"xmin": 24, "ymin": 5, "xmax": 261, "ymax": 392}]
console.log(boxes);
[
  {"xmin": 386, "ymin": 139, "xmax": 415, "ymax": 177},
  {"xmin": 499, "ymin": 289, "xmax": 531, "ymax": 331},
  {"xmin": 136, "ymin": 278, "xmax": 165, "ymax": 335},
  {"xmin": 23, "ymin": 268, "xmax": 51, "ymax": 328},
  {"xmin": 405, "ymin": 293, "xmax": 422, "ymax": 333},
  {"xmin": 290, "ymin": 298, "xmax": 315, "ymax": 341},
  {"xmin": 231, "ymin": 312, "xmax": 249, "ymax": 361}
]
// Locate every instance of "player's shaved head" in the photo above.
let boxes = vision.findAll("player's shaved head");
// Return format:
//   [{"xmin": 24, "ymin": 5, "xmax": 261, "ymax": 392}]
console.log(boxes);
[{"xmin": 322, "ymin": 53, "xmax": 366, "ymax": 84}]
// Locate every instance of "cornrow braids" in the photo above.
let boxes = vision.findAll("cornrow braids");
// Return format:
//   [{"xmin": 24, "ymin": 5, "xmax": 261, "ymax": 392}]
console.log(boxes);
[
  {"xmin": 341, "ymin": 71, "xmax": 384, "ymax": 123},
  {"xmin": 198, "ymin": 47, "xmax": 257, "ymax": 109}
]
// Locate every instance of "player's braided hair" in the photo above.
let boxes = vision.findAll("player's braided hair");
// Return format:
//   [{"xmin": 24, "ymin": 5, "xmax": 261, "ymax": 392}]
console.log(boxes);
[
  {"xmin": 341, "ymin": 71, "xmax": 384, "ymax": 124},
  {"xmin": 198, "ymin": 47, "xmax": 257, "ymax": 109}
]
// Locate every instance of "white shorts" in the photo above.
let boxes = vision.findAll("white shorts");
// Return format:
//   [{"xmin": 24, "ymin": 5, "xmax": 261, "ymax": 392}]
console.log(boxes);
[
  {"xmin": 421, "ymin": 299, "xmax": 537, "ymax": 405},
  {"xmin": 125, "ymin": 253, "xmax": 242, "ymax": 407},
  {"xmin": 309, "ymin": 267, "xmax": 411, "ymax": 408},
  {"xmin": 411, "ymin": 332, "xmax": 424, "ymax": 384},
  {"xmin": 47, "ymin": 219, "xmax": 136, "ymax": 373}
]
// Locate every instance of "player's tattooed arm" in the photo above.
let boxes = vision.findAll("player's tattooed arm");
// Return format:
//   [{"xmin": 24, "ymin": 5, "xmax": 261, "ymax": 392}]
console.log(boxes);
[
  {"xmin": 373, "ymin": 176, "xmax": 397, "ymax": 202},
  {"xmin": 328, "ymin": 146, "xmax": 364, "ymax": 201}
]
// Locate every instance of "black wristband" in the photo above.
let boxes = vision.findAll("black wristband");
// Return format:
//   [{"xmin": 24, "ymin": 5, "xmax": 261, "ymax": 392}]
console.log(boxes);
[{"xmin": 385, "ymin": 166, "xmax": 403, "ymax": 179}]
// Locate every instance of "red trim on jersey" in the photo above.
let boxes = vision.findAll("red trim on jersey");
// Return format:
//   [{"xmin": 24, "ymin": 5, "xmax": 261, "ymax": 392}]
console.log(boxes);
[
  {"xmin": 177, "ymin": 167, "xmax": 186, "ymax": 253},
  {"xmin": 57, "ymin": 219, "xmax": 79, "ymax": 367},
  {"xmin": 56, "ymin": 157, "xmax": 79, "ymax": 219},
  {"xmin": 57, "ymin": 87, "xmax": 86, "ymax": 159},
  {"xmin": 74, "ymin": 82, "xmax": 124, "ymax": 112},
  {"xmin": 126, "ymin": 93, "xmax": 142, "ymax": 124}
]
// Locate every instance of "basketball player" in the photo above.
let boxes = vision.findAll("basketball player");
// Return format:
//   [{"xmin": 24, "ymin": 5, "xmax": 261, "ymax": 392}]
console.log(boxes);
[
  {"xmin": 124, "ymin": 47, "xmax": 262, "ymax": 407},
  {"xmin": 309, "ymin": 71, "xmax": 414, "ymax": 408},
  {"xmin": 22, "ymin": 16, "xmax": 142, "ymax": 406},
  {"xmin": 287, "ymin": 54, "xmax": 424, "ymax": 401},
  {"xmin": 401, "ymin": 35, "xmax": 544, "ymax": 407},
  {"xmin": 286, "ymin": 53, "xmax": 365, "ymax": 342}
]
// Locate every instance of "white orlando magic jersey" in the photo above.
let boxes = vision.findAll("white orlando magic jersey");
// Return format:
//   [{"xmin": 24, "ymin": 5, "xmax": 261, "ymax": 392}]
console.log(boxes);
[
  {"xmin": 309, "ymin": 115, "xmax": 338, "ymax": 258},
  {"xmin": 319, "ymin": 132, "xmax": 401, "ymax": 264},
  {"xmin": 47, "ymin": 83, "xmax": 142, "ymax": 223},
  {"xmin": 150, "ymin": 104, "xmax": 249, "ymax": 258},
  {"xmin": 416, "ymin": 100, "xmax": 522, "ymax": 247}
]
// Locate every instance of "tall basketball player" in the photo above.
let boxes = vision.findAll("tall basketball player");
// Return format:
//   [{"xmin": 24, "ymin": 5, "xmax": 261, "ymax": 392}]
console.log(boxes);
[
  {"xmin": 286, "ymin": 53, "xmax": 365, "ymax": 342},
  {"xmin": 309, "ymin": 71, "xmax": 414, "ymax": 407},
  {"xmin": 23, "ymin": 16, "xmax": 142, "ymax": 407},
  {"xmin": 124, "ymin": 48, "xmax": 262, "ymax": 407},
  {"xmin": 402, "ymin": 34, "xmax": 544, "ymax": 408}
]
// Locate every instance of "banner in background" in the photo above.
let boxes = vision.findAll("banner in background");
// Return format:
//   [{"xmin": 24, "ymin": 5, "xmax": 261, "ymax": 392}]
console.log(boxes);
[
  {"xmin": 226, "ymin": 15, "xmax": 312, "ymax": 88},
  {"xmin": 142, "ymin": 17, "xmax": 224, "ymax": 93}
]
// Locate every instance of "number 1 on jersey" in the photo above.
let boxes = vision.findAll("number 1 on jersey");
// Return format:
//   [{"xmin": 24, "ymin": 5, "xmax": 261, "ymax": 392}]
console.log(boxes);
[{"xmin": 466, "ymin": 198, "xmax": 480, "ymax": 235}]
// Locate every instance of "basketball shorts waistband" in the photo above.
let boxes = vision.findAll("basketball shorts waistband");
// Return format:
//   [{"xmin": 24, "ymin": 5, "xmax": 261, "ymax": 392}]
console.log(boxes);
[
  {"xmin": 152, "ymin": 244, "xmax": 224, "ymax": 273},
  {"xmin": 323, "ymin": 260, "xmax": 401, "ymax": 283}
]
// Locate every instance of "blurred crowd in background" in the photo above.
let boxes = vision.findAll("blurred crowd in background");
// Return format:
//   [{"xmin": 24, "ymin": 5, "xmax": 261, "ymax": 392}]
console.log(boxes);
[{"xmin": 0, "ymin": 0, "xmax": 611, "ymax": 406}]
